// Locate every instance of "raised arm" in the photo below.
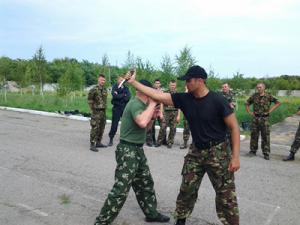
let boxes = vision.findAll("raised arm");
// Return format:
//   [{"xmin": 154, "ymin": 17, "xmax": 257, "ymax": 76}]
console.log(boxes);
[{"xmin": 126, "ymin": 71, "xmax": 174, "ymax": 106}]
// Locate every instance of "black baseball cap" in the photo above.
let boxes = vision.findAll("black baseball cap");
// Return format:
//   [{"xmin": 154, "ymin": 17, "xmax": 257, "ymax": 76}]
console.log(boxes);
[
  {"xmin": 178, "ymin": 65, "xmax": 208, "ymax": 80},
  {"xmin": 139, "ymin": 79, "xmax": 153, "ymax": 88}
]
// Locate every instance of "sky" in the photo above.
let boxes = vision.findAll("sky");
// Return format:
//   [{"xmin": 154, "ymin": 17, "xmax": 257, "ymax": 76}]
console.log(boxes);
[{"xmin": 0, "ymin": 0, "xmax": 300, "ymax": 78}]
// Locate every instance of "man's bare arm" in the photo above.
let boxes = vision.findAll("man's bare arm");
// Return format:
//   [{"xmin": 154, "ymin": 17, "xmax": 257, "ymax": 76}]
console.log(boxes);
[
  {"xmin": 126, "ymin": 71, "xmax": 174, "ymax": 106},
  {"xmin": 134, "ymin": 101, "xmax": 156, "ymax": 128}
]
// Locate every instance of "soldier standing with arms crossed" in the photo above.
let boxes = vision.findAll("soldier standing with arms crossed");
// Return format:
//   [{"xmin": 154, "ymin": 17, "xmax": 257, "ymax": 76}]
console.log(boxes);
[
  {"xmin": 94, "ymin": 79, "xmax": 170, "ymax": 225},
  {"xmin": 88, "ymin": 74, "xmax": 108, "ymax": 152},
  {"xmin": 126, "ymin": 66, "xmax": 240, "ymax": 225},
  {"xmin": 245, "ymin": 83, "xmax": 281, "ymax": 160}
]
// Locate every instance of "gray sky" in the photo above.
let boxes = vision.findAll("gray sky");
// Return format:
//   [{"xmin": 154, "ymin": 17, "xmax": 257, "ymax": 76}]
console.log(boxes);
[{"xmin": 0, "ymin": 0, "xmax": 299, "ymax": 77}]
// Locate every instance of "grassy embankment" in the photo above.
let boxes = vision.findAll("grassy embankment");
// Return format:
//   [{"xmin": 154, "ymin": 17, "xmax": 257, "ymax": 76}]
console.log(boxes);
[{"xmin": 1, "ymin": 93, "xmax": 300, "ymax": 129}]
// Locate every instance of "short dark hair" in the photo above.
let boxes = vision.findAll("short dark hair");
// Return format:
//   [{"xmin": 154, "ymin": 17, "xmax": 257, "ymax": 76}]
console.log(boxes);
[
  {"xmin": 170, "ymin": 80, "xmax": 176, "ymax": 83},
  {"xmin": 154, "ymin": 79, "xmax": 160, "ymax": 82},
  {"xmin": 99, "ymin": 74, "xmax": 105, "ymax": 78},
  {"xmin": 139, "ymin": 79, "xmax": 153, "ymax": 88}
]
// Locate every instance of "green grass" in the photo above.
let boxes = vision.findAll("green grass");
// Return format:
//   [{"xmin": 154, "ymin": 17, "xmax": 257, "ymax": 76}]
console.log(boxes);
[
  {"xmin": 0, "ymin": 92, "xmax": 113, "ymax": 119},
  {"xmin": 1, "ymin": 92, "xmax": 300, "ymax": 127}
]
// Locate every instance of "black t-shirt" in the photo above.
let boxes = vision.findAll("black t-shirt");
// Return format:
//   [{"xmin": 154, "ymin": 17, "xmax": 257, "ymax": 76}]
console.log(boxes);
[{"xmin": 171, "ymin": 91, "xmax": 233, "ymax": 148}]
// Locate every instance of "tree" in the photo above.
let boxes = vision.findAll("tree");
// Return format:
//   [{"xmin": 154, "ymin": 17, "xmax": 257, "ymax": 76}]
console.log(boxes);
[
  {"xmin": 11, "ymin": 59, "xmax": 28, "ymax": 95},
  {"xmin": 123, "ymin": 51, "xmax": 135, "ymax": 70},
  {"xmin": 175, "ymin": 46, "xmax": 196, "ymax": 91},
  {"xmin": 32, "ymin": 46, "xmax": 48, "ymax": 96},
  {"xmin": 160, "ymin": 54, "xmax": 175, "ymax": 86},
  {"xmin": 58, "ymin": 62, "xmax": 84, "ymax": 96},
  {"xmin": 0, "ymin": 57, "xmax": 12, "ymax": 101},
  {"xmin": 206, "ymin": 67, "xmax": 222, "ymax": 91}
]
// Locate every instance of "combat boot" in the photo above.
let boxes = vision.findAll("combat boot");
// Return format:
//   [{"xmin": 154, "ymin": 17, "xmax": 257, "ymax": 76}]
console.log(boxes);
[
  {"xmin": 145, "ymin": 213, "xmax": 170, "ymax": 223},
  {"xmin": 96, "ymin": 143, "xmax": 107, "ymax": 148},
  {"xmin": 174, "ymin": 218, "xmax": 186, "ymax": 225},
  {"xmin": 283, "ymin": 152, "xmax": 295, "ymax": 161},
  {"xmin": 90, "ymin": 144, "xmax": 98, "ymax": 152},
  {"xmin": 180, "ymin": 141, "xmax": 188, "ymax": 149},
  {"xmin": 108, "ymin": 138, "xmax": 113, "ymax": 146},
  {"xmin": 167, "ymin": 143, "xmax": 172, "ymax": 149}
]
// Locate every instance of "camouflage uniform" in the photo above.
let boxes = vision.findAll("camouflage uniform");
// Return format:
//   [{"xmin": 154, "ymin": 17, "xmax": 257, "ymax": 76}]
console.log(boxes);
[
  {"xmin": 95, "ymin": 96, "xmax": 164, "ymax": 225},
  {"xmin": 157, "ymin": 90, "xmax": 178, "ymax": 146},
  {"xmin": 88, "ymin": 85, "xmax": 107, "ymax": 146},
  {"xmin": 95, "ymin": 142, "xmax": 159, "ymax": 225},
  {"xmin": 221, "ymin": 91, "xmax": 236, "ymax": 148},
  {"xmin": 221, "ymin": 90, "xmax": 236, "ymax": 107},
  {"xmin": 246, "ymin": 93, "xmax": 279, "ymax": 156},
  {"xmin": 175, "ymin": 142, "xmax": 239, "ymax": 225},
  {"xmin": 290, "ymin": 122, "xmax": 300, "ymax": 154},
  {"xmin": 182, "ymin": 116, "xmax": 190, "ymax": 143}
]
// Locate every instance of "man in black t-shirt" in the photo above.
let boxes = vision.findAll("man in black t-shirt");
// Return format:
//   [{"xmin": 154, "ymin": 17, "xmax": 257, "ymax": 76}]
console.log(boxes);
[{"xmin": 125, "ymin": 66, "xmax": 240, "ymax": 225}]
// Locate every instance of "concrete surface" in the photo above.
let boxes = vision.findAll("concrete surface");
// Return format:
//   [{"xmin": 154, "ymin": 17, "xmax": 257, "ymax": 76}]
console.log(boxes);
[{"xmin": 0, "ymin": 108, "xmax": 299, "ymax": 225}]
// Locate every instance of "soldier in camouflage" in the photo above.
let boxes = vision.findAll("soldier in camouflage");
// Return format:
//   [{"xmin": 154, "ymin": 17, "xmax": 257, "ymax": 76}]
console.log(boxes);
[
  {"xmin": 283, "ymin": 106, "xmax": 300, "ymax": 161},
  {"xmin": 180, "ymin": 116, "xmax": 190, "ymax": 149},
  {"xmin": 221, "ymin": 83, "xmax": 236, "ymax": 149},
  {"xmin": 126, "ymin": 65, "xmax": 241, "ymax": 225},
  {"xmin": 88, "ymin": 74, "xmax": 108, "ymax": 152},
  {"xmin": 94, "ymin": 79, "xmax": 170, "ymax": 225},
  {"xmin": 156, "ymin": 80, "xmax": 180, "ymax": 149},
  {"xmin": 146, "ymin": 79, "xmax": 163, "ymax": 147},
  {"xmin": 245, "ymin": 83, "xmax": 281, "ymax": 160},
  {"xmin": 221, "ymin": 83, "xmax": 236, "ymax": 109},
  {"xmin": 180, "ymin": 86, "xmax": 190, "ymax": 149}
]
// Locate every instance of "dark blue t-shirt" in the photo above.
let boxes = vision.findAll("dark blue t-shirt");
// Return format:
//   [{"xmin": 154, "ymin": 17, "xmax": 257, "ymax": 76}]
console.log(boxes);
[{"xmin": 171, "ymin": 91, "xmax": 233, "ymax": 148}]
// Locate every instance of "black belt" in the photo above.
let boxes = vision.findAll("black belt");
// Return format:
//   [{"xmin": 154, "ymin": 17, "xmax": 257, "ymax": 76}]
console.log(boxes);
[
  {"xmin": 94, "ymin": 108, "xmax": 106, "ymax": 111},
  {"xmin": 120, "ymin": 140, "xmax": 144, "ymax": 147},
  {"xmin": 254, "ymin": 114, "xmax": 269, "ymax": 117},
  {"xmin": 195, "ymin": 139, "xmax": 225, "ymax": 150}
]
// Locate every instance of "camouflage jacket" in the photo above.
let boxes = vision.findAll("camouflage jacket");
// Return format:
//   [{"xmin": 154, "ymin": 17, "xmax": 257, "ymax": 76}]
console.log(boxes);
[
  {"xmin": 164, "ymin": 89, "xmax": 178, "ymax": 111},
  {"xmin": 222, "ymin": 91, "xmax": 236, "ymax": 104},
  {"xmin": 87, "ymin": 85, "xmax": 108, "ymax": 110},
  {"xmin": 246, "ymin": 93, "xmax": 279, "ymax": 115}
]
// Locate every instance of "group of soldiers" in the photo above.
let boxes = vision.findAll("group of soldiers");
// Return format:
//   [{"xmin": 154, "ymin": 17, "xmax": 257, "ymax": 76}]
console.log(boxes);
[
  {"xmin": 87, "ymin": 68, "xmax": 299, "ymax": 225},
  {"xmin": 87, "ymin": 73, "xmax": 300, "ymax": 162}
]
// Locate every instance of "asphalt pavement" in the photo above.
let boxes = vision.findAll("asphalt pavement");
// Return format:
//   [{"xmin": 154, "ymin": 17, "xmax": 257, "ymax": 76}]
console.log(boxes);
[{"xmin": 0, "ymin": 108, "xmax": 299, "ymax": 225}]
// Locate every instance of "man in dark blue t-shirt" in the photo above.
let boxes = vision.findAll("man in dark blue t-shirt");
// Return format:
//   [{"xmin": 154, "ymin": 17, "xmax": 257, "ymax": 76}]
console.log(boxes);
[{"xmin": 126, "ymin": 66, "xmax": 240, "ymax": 225}]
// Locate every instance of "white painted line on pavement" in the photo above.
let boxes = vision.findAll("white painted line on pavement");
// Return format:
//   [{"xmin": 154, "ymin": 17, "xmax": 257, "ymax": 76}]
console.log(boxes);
[
  {"xmin": 17, "ymin": 203, "xmax": 48, "ymax": 217},
  {"xmin": 264, "ymin": 206, "xmax": 281, "ymax": 225},
  {"xmin": 0, "ymin": 106, "xmax": 245, "ymax": 138}
]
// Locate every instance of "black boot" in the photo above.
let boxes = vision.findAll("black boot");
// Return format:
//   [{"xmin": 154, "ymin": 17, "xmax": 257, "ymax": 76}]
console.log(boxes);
[
  {"xmin": 175, "ymin": 218, "xmax": 186, "ymax": 225},
  {"xmin": 90, "ymin": 144, "xmax": 98, "ymax": 152},
  {"xmin": 145, "ymin": 213, "xmax": 170, "ymax": 223},
  {"xmin": 283, "ymin": 152, "xmax": 295, "ymax": 161},
  {"xmin": 108, "ymin": 138, "xmax": 113, "ymax": 146},
  {"xmin": 96, "ymin": 143, "xmax": 107, "ymax": 148}
]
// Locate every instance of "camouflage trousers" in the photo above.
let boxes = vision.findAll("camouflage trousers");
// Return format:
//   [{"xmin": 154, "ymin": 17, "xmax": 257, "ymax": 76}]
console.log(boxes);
[
  {"xmin": 250, "ymin": 117, "xmax": 270, "ymax": 155},
  {"xmin": 175, "ymin": 142, "xmax": 239, "ymax": 225},
  {"xmin": 290, "ymin": 122, "xmax": 300, "ymax": 154},
  {"xmin": 90, "ymin": 110, "xmax": 106, "ymax": 146},
  {"xmin": 157, "ymin": 111, "xmax": 177, "ymax": 145},
  {"xmin": 183, "ymin": 117, "xmax": 190, "ymax": 142},
  {"xmin": 94, "ymin": 142, "xmax": 159, "ymax": 225},
  {"xmin": 146, "ymin": 118, "xmax": 163, "ymax": 145}
]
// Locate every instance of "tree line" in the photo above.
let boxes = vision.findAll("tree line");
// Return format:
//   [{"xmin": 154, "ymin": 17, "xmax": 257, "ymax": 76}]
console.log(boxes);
[{"xmin": 1, "ymin": 46, "xmax": 300, "ymax": 98}]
